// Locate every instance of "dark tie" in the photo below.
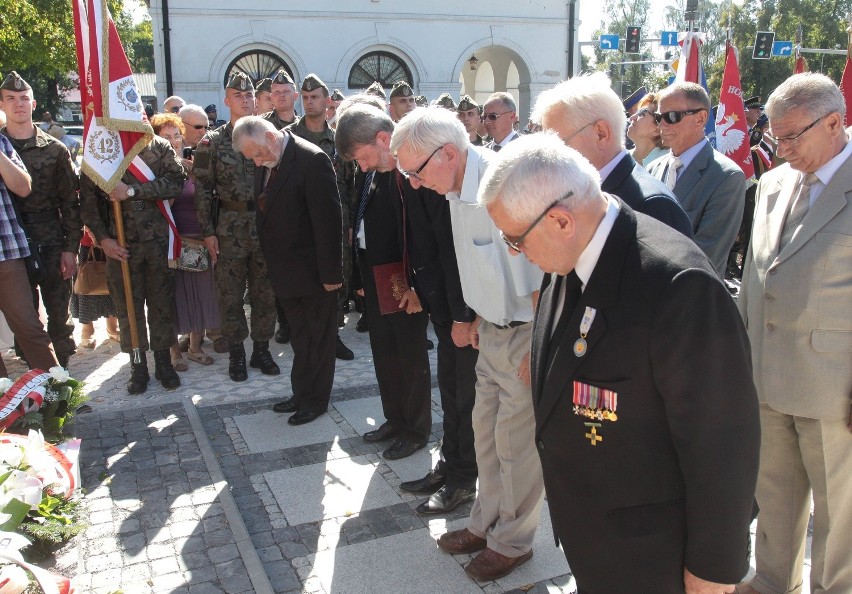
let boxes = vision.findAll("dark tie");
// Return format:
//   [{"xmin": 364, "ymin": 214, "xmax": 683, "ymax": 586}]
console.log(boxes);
[
  {"xmin": 546, "ymin": 270, "xmax": 582, "ymax": 365},
  {"xmin": 355, "ymin": 171, "xmax": 375, "ymax": 234},
  {"xmin": 492, "ymin": 143, "xmax": 501, "ymax": 153}
]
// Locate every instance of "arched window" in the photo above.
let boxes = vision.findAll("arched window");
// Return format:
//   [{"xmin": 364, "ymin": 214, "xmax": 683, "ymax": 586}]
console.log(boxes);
[
  {"xmin": 348, "ymin": 51, "xmax": 412, "ymax": 89},
  {"xmin": 225, "ymin": 50, "xmax": 294, "ymax": 88}
]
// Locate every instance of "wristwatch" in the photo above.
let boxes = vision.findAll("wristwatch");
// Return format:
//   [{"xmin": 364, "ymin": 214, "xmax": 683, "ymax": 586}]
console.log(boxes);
[{"xmin": 126, "ymin": 185, "xmax": 136, "ymax": 198}]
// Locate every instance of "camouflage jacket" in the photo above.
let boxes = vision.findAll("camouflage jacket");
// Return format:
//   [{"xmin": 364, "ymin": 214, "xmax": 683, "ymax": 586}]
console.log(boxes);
[
  {"xmin": 193, "ymin": 122, "xmax": 257, "ymax": 239},
  {"xmin": 1, "ymin": 125, "xmax": 81, "ymax": 251},
  {"xmin": 262, "ymin": 110, "xmax": 296, "ymax": 131},
  {"xmin": 286, "ymin": 118, "xmax": 356, "ymax": 230},
  {"xmin": 79, "ymin": 136, "xmax": 186, "ymax": 244}
]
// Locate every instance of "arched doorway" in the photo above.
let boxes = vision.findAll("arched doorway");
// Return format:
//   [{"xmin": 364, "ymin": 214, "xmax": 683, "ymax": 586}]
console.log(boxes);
[{"xmin": 459, "ymin": 46, "xmax": 532, "ymax": 124}]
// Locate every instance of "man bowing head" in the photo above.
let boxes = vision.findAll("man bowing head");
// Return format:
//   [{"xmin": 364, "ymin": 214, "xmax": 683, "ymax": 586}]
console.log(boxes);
[{"xmin": 480, "ymin": 133, "xmax": 761, "ymax": 594}]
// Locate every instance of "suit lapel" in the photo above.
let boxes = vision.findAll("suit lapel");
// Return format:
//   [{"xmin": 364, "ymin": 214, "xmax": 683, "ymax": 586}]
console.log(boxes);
[
  {"xmin": 536, "ymin": 206, "xmax": 631, "ymax": 428},
  {"xmin": 672, "ymin": 142, "xmax": 710, "ymax": 201},
  {"xmin": 601, "ymin": 154, "xmax": 632, "ymax": 194},
  {"xmin": 532, "ymin": 273, "xmax": 557, "ymax": 401},
  {"xmin": 761, "ymin": 170, "xmax": 797, "ymax": 262},
  {"xmin": 263, "ymin": 133, "xmax": 297, "ymax": 216}
]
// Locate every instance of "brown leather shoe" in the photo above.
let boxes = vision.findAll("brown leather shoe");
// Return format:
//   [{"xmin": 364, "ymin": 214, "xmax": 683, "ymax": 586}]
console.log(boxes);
[
  {"xmin": 436, "ymin": 528, "xmax": 486, "ymax": 555},
  {"xmin": 464, "ymin": 548, "xmax": 533, "ymax": 582}
]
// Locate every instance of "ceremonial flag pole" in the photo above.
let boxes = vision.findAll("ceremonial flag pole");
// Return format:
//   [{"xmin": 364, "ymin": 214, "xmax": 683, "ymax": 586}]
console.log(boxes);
[
  {"xmin": 840, "ymin": 15, "xmax": 852, "ymax": 126},
  {"xmin": 73, "ymin": 0, "xmax": 180, "ymax": 364}
]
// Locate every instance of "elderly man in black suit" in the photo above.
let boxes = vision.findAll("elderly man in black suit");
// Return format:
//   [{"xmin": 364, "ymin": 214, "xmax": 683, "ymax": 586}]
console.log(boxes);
[
  {"xmin": 482, "ymin": 133, "xmax": 760, "ymax": 594},
  {"xmin": 531, "ymin": 72, "xmax": 693, "ymax": 238},
  {"xmin": 232, "ymin": 116, "xmax": 343, "ymax": 426}
]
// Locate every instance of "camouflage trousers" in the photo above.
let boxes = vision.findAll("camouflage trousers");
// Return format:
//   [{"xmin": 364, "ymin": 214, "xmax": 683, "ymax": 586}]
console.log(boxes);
[
  {"xmin": 215, "ymin": 237, "xmax": 276, "ymax": 344},
  {"xmin": 106, "ymin": 237, "xmax": 175, "ymax": 353},
  {"xmin": 28, "ymin": 245, "xmax": 76, "ymax": 359}
]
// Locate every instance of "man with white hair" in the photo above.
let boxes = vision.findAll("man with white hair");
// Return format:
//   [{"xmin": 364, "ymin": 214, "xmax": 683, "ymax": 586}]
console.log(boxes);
[
  {"xmin": 532, "ymin": 72, "xmax": 692, "ymax": 238},
  {"xmin": 163, "ymin": 95, "xmax": 185, "ymax": 114},
  {"xmin": 482, "ymin": 92, "xmax": 519, "ymax": 151},
  {"xmin": 391, "ymin": 107, "xmax": 543, "ymax": 582},
  {"xmin": 482, "ymin": 133, "xmax": 760, "ymax": 593}
]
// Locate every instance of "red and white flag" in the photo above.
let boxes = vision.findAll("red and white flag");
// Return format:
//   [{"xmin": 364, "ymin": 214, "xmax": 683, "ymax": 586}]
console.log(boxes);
[
  {"xmin": 675, "ymin": 31, "xmax": 703, "ymax": 84},
  {"xmin": 715, "ymin": 43, "xmax": 754, "ymax": 182},
  {"xmin": 840, "ymin": 48, "xmax": 852, "ymax": 126},
  {"xmin": 73, "ymin": 0, "xmax": 180, "ymax": 259}
]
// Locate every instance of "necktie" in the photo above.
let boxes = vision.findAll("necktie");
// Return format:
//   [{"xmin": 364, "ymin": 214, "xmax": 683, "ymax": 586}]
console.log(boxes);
[
  {"xmin": 779, "ymin": 172, "xmax": 818, "ymax": 248},
  {"xmin": 546, "ymin": 270, "xmax": 583, "ymax": 365},
  {"xmin": 492, "ymin": 143, "xmax": 501, "ymax": 153},
  {"xmin": 355, "ymin": 170, "xmax": 375, "ymax": 235},
  {"xmin": 665, "ymin": 156, "xmax": 683, "ymax": 190}
]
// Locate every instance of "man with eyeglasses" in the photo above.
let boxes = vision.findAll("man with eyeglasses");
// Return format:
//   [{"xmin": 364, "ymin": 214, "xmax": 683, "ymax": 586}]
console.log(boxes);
[
  {"xmin": 163, "ymin": 95, "xmax": 185, "ymax": 115},
  {"xmin": 531, "ymin": 72, "xmax": 692, "ymax": 239},
  {"xmin": 736, "ymin": 72, "xmax": 852, "ymax": 594},
  {"xmin": 334, "ymin": 102, "xmax": 433, "ymax": 461},
  {"xmin": 391, "ymin": 107, "xmax": 544, "ymax": 582},
  {"xmin": 482, "ymin": 92, "xmax": 519, "ymax": 152},
  {"xmin": 483, "ymin": 133, "xmax": 760, "ymax": 594},
  {"xmin": 647, "ymin": 82, "xmax": 746, "ymax": 278}
]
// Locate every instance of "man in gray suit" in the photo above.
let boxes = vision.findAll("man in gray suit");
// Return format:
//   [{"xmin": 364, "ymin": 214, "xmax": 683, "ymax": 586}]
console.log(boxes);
[
  {"xmin": 648, "ymin": 82, "xmax": 746, "ymax": 277},
  {"xmin": 737, "ymin": 73, "xmax": 852, "ymax": 594}
]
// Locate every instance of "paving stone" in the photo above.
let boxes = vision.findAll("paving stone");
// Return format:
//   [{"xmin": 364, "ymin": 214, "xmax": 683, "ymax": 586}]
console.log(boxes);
[
  {"xmin": 207, "ymin": 543, "xmax": 240, "ymax": 564},
  {"xmin": 151, "ymin": 556, "xmax": 182, "ymax": 575}
]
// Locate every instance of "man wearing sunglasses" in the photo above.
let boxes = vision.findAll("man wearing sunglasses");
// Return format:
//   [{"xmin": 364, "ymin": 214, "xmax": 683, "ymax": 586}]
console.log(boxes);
[
  {"xmin": 482, "ymin": 133, "xmax": 759, "ymax": 594},
  {"xmin": 531, "ymin": 72, "xmax": 692, "ymax": 239},
  {"xmin": 163, "ymin": 95, "xmax": 185, "ymax": 115},
  {"xmin": 482, "ymin": 92, "xmax": 519, "ymax": 152},
  {"xmin": 647, "ymin": 82, "xmax": 746, "ymax": 278},
  {"xmin": 737, "ymin": 73, "xmax": 852, "ymax": 594},
  {"xmin": 391, "ymin": 107, "xmax": 544, "ymax": 583}
]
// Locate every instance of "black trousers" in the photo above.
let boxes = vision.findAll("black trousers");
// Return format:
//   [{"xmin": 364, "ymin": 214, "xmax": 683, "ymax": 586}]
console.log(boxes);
[
  {"xmin": 359, "ymin": 252, "xmax": 432, "ymax": 443},
  {"xmin": 279, "ymin": 290, "xmax": 337, "ymax": 414},
  {"xmin": 433, "ymin": 320, "xmax": 479, "ymax": 489}
]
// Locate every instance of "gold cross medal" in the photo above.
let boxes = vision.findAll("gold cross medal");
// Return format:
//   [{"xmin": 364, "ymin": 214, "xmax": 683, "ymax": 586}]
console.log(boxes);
[
  {"xmin": 573, "ymin": 307, "xmax": 596, "ymax": 357},
  {"xmin": 584, "ymin": 422, "xmax": 603, "ymax": 446}
]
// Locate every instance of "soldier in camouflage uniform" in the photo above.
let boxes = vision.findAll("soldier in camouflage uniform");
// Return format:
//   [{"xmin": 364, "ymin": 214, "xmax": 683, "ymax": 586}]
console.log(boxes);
[
  {"xmin": 255, "ymin": 78, "xmax": 274, "ymax": 115},
  {"xmin": 286, "ymin": 74, "xmax": 355, "ymax": 361},
  {"xmin": 434, "ymin": 93, "xmax": 457, "ymax": 111},
  {"xmin": 388, "ymin": 81, "xmax": 416, "ymax": 122},
  {"xmin": 457, "ymin": 95, "xmax": 484, "ymax": 146},
  {"xmin": 79, "ymin": 135, "xmax": 186, "ymax": 393},
  {"xmin": 327, "ymin": 89, "xmax": 345, "ymax": 130},
  {"xmin": 194, "ymin": 72, "xmax": 279, "ymax": 382},
  {"xmin": 0, "ymin": 71, "xmax": 80, "ymax": 368}
]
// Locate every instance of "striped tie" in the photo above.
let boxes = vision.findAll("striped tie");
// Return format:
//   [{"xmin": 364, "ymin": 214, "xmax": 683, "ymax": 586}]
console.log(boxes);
[{"xmin": 355, "ymin": 171, "xmax": 375, "ymax": 235}]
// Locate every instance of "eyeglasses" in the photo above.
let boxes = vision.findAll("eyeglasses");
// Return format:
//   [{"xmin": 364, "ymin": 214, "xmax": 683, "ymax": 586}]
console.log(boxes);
[
  {"xmin": 169, "ymin": 106, "xmax": 181, "ymax": 114},
  {"xmin": 500, "ymin": 191, "xmax": 574, "ymax": 253},
  {"xmin": 188, "ymin": 124, "xmax": 208, "ymax": 130},
  {"xmin": 653, "ymin": 108, "xmax": 707, "ymax": 125},
  {"xmin": 630, "ymin": 108, "xmax": 652, "ymax": 121},
  {"xmin": 481, "ymin": 111, "xmax": 513, "ymax": 122},
  {"xmin": 564, "ymin": 121, "xmax": 594, "ymax": 143},
  {"xmin": 766, "ymin": 115, "xmax": 825, "ymax": 147},
  {"xmin": 401, "ymin": 145, "xmax": 443, "ymax": 181}
]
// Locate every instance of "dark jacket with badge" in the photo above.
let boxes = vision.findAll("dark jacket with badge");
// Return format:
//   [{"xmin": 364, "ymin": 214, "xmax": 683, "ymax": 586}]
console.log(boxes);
[
  {"xmin": 531, "ymin": 199, "xmax": 760, "ymax": 591},
  {"xmin": 1, "ymin": 125, "xmax": 81, "ymax": 251},
  {"xmin": 79, "ymin": 136, "xmax": 185, "ymax": 243},
  {"xmin": 193, "ymin": 122, "xmax": 256, "ymax": 240}
]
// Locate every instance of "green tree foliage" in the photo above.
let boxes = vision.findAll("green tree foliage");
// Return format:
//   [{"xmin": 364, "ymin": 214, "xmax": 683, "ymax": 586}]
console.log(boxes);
[
  {"xmin": 590, "ymin": 0, "xmax": 654, "ymax": 98},
  {"xmin": 0, "ymin": 0, "xmax": 152, "ymax": 120}
]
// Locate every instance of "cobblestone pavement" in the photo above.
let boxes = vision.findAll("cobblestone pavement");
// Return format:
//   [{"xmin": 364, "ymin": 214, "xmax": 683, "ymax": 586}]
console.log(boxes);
[{"xmin": 2, "ymin": 311, "xmax": 807, "ymax": 593}]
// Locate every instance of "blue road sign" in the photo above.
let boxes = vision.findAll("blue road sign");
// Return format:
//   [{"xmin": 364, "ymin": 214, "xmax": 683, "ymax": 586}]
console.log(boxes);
[
  {"xmin": 599, "ymin": 34, "xmax": 620, "ymax": 51},
  {"xmin": 772, "ymin": 41, "xmax": 793, "ymax": 57},
  {"xmin": 660, "ymin": 31, "xmax": 679, "ymax": 46}
]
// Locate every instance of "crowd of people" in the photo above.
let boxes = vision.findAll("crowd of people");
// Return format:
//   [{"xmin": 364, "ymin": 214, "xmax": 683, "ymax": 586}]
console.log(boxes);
[{"xmin": 0, "ymin": 65, "xmax": 848, "ymax": 593}]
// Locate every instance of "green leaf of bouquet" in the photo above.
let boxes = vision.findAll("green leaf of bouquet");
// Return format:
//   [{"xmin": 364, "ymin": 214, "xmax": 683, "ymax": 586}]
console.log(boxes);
[{"xmin": 0, "ymin": 497, "xmax": 32, "ymax": 531}]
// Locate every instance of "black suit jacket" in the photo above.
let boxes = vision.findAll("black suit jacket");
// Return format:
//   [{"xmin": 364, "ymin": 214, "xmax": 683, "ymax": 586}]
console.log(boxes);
[
  {"xmin": 531, "ymin": 200, "xmax": 759, "ymax": 591},
  {"xmin": 601, "ymin": 153, "xmax": 694, "ymax": 239},
  {"xmin": 255, "ymin": 133, "xmax": 342, "ymax": 299}
]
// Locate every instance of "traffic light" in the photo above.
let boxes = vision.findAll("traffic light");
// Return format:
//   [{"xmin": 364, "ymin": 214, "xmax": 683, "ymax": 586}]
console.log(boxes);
[
  {"xmin": 626, "ymin": 26, "xmax": 641, "ymax": 54},
  {"xmin": 753, "ymin": 31, "xmax": 775, "ymax": 59}
]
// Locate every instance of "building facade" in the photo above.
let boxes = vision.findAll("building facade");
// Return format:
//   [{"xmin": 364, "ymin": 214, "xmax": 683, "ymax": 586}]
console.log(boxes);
[{"xmin": 147, "ymin": 0, "xmax": 578, "ymax": 123}]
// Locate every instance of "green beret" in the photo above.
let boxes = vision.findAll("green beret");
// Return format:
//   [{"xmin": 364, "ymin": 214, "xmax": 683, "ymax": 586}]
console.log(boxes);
[
  {"xmin": 457, "ymin": 95, "xmax": 479, "ymax": 112},
  {"xmin": 435, "ymin": 93, "xmax": 457, "ymax": 111},
  {"xmin": 226, "ymin": 72, "xmax": 254, "ymax": 92},
  {"xmin": 415, "ymin": 95, "xmax": 428, "ymax": 107},
  {"xmin": 331, "ymin": 89, "xmax": 345, "ymax": 101},
  {"xmin": 301, "ymin": 74, "xmax": 327, "ymax": 93},
  {"xmin": 365, "ymin": 81, "xmax": 386, "ymax": 100},
  {"xmin": 272, "ymin": 69, "xmax": 295, "ymax": 86},
  {"xmin": 1, "ymin": 71, "xmax": 31, "ymax": 92},
  {"xmin": 256, "ymin": 78, "xmax": 273, "ymax": 93},
  {"xmin": 390, "ymin": 81, "xmax": 413, "ymax": 98}
]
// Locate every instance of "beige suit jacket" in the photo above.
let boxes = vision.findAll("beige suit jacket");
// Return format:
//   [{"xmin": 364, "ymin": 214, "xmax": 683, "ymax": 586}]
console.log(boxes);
[{"xmin": 738, "ymin": 157, "xmax": 852, "ymax": 419}]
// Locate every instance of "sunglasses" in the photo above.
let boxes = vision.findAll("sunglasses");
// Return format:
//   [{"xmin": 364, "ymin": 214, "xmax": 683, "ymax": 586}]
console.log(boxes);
[
  {"xmin": 631, "ymin": 108, "xmax": 652, "ymax": 121},
  {"xmin": 188, "ymin": 124, "xmax": 209, "ymax": 130},
  {"xmin": 653, "ymin": 108, "xmax": 706, "ymax": 125},
  {"xmin": 481, "ymin": 111, "xmax": 513, "ymax": 122}
]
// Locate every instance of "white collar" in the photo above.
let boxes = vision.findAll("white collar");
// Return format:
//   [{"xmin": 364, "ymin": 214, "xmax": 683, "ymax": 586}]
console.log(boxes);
[{"xmin": 573, "ymin": 195, "xmax": 620, "ymax": 289}]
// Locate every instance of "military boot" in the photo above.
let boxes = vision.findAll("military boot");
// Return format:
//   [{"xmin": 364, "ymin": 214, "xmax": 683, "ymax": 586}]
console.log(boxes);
[
  {"xmin": 249, "ymin": 341, "xmax": 280, "ymax": 375},
  {"xmin": 127, "ymin": 352, "xmax": 149, "ymax": 395},
  {"xmin": 153, "ymin": 349, "xmax": 181, "ymax": 389},
  {"xmin": 229, "ymin": 343, "xmax": 248, "ymax": 382}
]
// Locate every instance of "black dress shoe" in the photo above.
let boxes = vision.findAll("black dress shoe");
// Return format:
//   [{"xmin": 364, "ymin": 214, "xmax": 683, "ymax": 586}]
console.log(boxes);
[
  {"xmin": 288, "ymin": 410, "xmax": 322, "ymax": 425},
  {"xmin": 335, "ymin": 336, "xmax": 354, "ymax": 360},
  {"xmin": 356, "ymin": 313, "xmax": 369, "ymax": 333},
  {"xmin": 416, "ymin": 485, "xmax": 476, "ymax": 515},
  {"xmin": 272, "ymin": 398, "xmax": 298, "ymax": 413},
  {"xmin": 400, "ymin": 466, "xmax": 447, "ymax": 495},
  {"xmin": 363, "ymin": 423, "xmax": 399, "ymax": 443},
  {"xmin": 383, "ymin": 439, "xmax": 426, "ymax": 460}
]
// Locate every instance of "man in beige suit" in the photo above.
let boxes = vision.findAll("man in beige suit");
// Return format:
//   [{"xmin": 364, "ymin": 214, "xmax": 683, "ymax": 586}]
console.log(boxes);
[{"xmin": 737, "ymin": 73, "xmax": 852, "ymax": 594}]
